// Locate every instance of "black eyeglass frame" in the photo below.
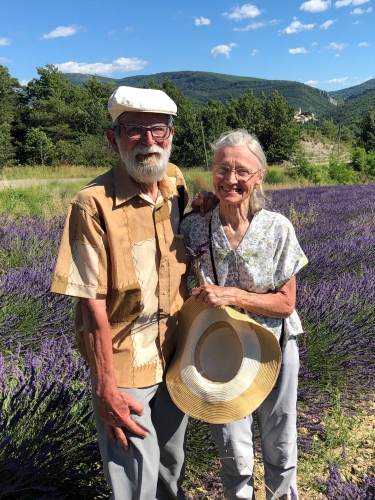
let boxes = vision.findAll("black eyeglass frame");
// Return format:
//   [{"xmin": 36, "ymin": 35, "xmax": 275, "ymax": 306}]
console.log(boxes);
[{"xmin": 116, "ymin": 124, "xmax": 172, "ymax": 140}]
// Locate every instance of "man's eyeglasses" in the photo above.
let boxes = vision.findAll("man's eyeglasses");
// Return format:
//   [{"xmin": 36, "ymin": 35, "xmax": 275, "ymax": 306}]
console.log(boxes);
[
  {"xmin": 117, "ymin": 124, "xmax": 172, "ymax": 140},
  {"xmin": 213, "ymin": 164, "xmax": 260, "ymax": 181}
]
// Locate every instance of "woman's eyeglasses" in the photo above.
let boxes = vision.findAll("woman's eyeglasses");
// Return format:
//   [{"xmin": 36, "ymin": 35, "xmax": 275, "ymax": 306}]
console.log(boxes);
[{"xmin": 213, "ymin": 164, "xmax": 260, "ymax": 181}]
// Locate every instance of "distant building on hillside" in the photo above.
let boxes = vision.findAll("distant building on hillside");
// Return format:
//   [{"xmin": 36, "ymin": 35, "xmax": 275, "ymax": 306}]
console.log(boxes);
[{"xmin": 294, "ymin": 108, "xmax": 317, "ymax": 124}]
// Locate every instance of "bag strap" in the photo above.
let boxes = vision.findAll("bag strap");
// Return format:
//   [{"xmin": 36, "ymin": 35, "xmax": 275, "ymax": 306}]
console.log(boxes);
[{"xmin": 208, "ymin": 215, "xmax": 219, "ymax": 286}]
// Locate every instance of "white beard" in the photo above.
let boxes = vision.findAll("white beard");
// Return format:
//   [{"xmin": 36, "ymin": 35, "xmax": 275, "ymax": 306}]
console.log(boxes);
[{"xmin": 119, "ymin": 141, "xmax": 172, "ymax": 184}]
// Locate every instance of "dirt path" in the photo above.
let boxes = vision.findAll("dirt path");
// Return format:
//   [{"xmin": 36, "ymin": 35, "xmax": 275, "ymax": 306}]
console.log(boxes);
[{"xmin": 0, "ymin": 178, "xmax": 91, "ymax": 190}]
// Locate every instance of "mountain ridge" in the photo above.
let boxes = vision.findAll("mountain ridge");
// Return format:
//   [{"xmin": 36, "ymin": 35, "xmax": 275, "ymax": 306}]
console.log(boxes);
[{"xmin": 64, "ymin": 70, "xmax": 375, "ymax": 128}]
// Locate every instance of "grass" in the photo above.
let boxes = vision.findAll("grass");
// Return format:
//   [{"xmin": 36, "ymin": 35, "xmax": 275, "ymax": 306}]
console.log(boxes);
[
  {"xmin": 0, "ymin": 181, "xmax": 88, "ymax": 217},
  {"xmin": 1, "ymin": 165, "xmax": 108, "ymax": 180}
]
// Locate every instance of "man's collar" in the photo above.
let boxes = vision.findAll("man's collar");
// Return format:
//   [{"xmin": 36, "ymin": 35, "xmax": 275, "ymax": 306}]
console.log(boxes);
[{"xmin": 113, "ymin": 159, "xmax": 178, "ymax": 207}]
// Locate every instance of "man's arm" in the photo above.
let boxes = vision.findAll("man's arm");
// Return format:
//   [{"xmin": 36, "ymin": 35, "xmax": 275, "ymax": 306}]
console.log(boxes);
[{"xmin": 81, "ymin": 298, "xmax": 147, "ymax": 449}]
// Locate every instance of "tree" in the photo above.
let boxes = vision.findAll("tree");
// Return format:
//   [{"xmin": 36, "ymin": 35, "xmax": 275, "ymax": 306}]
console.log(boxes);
[
  {"xmin": 357, "ymin": 103, "xmax": 375, "ymax": 153},
  {"xmin": 259, "ymin": 91, "xmax": 300, "ymax": 164},
  {"xmin": 226, "ymin": 90, "xmax": 264, "ymax": 138},
  {"xmin": 156, "ymin": 78, "xmax": 205, "ymax": 167},
  {"xmin": 23, "ymin": 128, "xmax": 56, "ymax": 166},
  {"xmin": 200, "ymin": 100, "xmax": 228, "ymax": 149},
  {"xmin": 0, "ymin": 65, "xmax": 20, "ymax": 168}
]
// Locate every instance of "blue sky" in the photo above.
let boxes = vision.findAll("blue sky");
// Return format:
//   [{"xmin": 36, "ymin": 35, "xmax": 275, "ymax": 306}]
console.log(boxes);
[{"xmin": 0, "ymin": 0, "xmax": 373, "ymax": 92}]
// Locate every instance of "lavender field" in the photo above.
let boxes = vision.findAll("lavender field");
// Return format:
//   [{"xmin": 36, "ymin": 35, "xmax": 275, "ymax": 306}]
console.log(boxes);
[{"xmin": 1, "ymin": 184, "xmax": 375, "ymax": 499}]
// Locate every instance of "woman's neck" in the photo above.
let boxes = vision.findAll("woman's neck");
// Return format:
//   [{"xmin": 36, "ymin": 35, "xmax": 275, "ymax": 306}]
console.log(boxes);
[{"xmin": 219, "ymin": 202, "xmax": 252, "ymax": 250}]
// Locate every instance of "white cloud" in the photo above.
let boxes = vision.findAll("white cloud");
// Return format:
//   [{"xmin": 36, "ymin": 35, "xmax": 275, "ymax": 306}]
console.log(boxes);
[
  {"xmin": 326, "ymin": 42, "xmax": 347, "ymax": 49},
  {"xmin": 211, "ymin": 43, "xmax": 237, "ymax": 58},
  {"xmin": 320, "ymin": 19, "xmax": 336, "ymax": 28},
  {"xmin": 358, "ymin": 41, "xmax": 370, "ymax": 46},
  {"xmin": 0, "ymin": 37, "xmax": 11, "ymax": 46},
  {"xmin": 223, "ymin": 4, "xmax": 261, "ymax": 21},
  {"xmin": 252, "ymin": 49, "xmax": 259, "ymax": 56},
  {"xmin": 305, "ymin": 79, "xmax": 320, "ymax": 85},
  {"xmin": 234, "ymin": 19, "xmax": 279, "ymax": 31},
  {"xmin": 335, "ymin": 0, "xmax": 370, "ymax": 6},
  {"xmin": 326, "ymin": 77, "xmax": 348, "ymax": 82},
  {"xmin": 281, "ymin": 17, "xmax": 315, "ymax": 34},
  {"xmin": 195, "ymin": 16, "xmax": 211, "ymax": 26},
  {"xmin": 353, "ymin": 20, "xmax": 360, "ymax": 23},
  {"xmin": 350, "ymin": 6, "xmax": 372, "ymax": 13},
  {"xmin": 41, "ymin": 25, "xmax": 81, "ymax": 39},
  {"xmin": 312, "ymin": 41, "xmax": 318, "ymax": 45},
  {"xmin": 335, "ymin": 53, "xmax": 340, "ymax": 56},
  {"xmin": 20, "ymin": 79, "xmax": 30, "ymax": 86},
  {"xmin": 124, "ymin": 27, "xmax": 134, "ymax": 32},
  {"xmin": 55, "ymin": 57, "xmax": 148, "ymax": 75},
  {"xmin": 289, "ymin": 47, "xmax": 309, "ymax": 53},
  {"xmin": 300, "ymin": 0, "xmax": 331, "ymax": 13},
  {"xmin": 0, "ymin": 56, "xmax": 12, "ymax": 62}
]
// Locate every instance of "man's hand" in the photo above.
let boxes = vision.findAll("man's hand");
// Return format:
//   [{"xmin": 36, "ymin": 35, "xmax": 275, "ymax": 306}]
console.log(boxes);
[
  {"xmin": 97, "ymin": 386, "xmax": 147, "ymax": 450},
  {"xmin": 191, "ymin": 190, "xmax": 219, "ymax": 217}
]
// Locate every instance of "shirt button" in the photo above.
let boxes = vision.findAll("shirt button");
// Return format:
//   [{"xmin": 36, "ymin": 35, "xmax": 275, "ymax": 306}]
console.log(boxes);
[
  {"xmin": 139, "ymin": 199, "xmax": 143, "ymax": 204},
  {"xmin": 162, "ymin": 291, "xmax": 167, "ymax": 295}
]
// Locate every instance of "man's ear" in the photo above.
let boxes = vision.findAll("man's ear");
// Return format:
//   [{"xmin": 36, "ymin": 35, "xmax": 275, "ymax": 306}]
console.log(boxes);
[
  {"xmin": 106, "ymin": 128, "xmax": 120, "ymax": 154},
  {"xmin": 170, "ymin": 127, "xmax": 175, "ymax": 138}
]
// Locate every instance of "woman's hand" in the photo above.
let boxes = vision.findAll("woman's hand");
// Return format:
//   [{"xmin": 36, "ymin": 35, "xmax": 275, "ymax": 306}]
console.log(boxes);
[
  {"xmin": 192, "ymin": 284, "xmax": 238, "ymax": 308},
  {"xmin": 192, "ymin": 277, "xmax": 296, "ymax": 319}
]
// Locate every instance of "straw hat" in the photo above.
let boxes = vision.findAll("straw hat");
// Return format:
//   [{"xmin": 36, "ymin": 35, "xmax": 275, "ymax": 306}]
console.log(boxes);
[{"xmin": 166, "ymin": 297, "xmax": 282, "ymax": 424}]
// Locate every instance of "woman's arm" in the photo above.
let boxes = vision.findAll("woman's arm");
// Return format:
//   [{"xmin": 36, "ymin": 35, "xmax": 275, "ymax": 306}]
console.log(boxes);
[{"xmin": 191, "ymin": 276, "xmax": 296, "ymax": 319}]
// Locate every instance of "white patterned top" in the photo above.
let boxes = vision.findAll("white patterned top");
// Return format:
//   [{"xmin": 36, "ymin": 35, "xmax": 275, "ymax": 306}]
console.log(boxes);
[{"xmin": 179, "ymin": 206, "xmax": 308, "ymax": 342}]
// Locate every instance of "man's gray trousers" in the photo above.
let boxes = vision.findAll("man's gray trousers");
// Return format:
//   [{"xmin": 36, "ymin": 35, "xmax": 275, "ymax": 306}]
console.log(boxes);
[{"xmin": 92, "ymin": 380, "xmax": 188, "ymax": 500}]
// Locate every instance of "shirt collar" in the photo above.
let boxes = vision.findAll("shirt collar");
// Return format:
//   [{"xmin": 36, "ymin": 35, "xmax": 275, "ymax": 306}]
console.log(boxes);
[{"xmin": 113, "ymin": 159, "xmax": 178, "ymax": 207}]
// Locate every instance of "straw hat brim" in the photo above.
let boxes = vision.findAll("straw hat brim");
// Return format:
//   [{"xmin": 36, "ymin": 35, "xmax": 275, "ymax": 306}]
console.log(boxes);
[{"xmin": 166, "ymin": 297, "xmax": 282, "ymax": 424}]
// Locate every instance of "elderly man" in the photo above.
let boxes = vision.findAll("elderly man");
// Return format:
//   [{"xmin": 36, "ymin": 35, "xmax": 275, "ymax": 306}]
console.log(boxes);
[{"xmin": 51, "ymin": 86, "xmax": 205, "ymax": 499}]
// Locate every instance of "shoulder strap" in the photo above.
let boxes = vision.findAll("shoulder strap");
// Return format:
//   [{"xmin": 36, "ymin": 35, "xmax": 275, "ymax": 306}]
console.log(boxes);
[{"xmin": 208, "ymin": 215, "xmax": 219, "ymax": 286}]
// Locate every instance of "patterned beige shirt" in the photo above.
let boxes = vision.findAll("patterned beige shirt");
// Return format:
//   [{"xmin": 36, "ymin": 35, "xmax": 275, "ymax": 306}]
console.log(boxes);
[{"xmin": 51, "ymin": 159, "xmax": 188, "ymax": 388}]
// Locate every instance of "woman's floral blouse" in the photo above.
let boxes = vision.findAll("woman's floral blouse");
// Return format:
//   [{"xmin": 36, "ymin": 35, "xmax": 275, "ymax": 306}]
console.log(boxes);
[{"xmin": 179, "ymin": 206, "xmax": 308, "ymax": 342}]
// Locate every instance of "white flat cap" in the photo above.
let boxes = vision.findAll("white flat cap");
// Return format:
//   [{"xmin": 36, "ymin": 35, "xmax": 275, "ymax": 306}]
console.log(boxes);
[{"xmin": 108, "ymin": 86, "xmax": 177, "ymax": 121}]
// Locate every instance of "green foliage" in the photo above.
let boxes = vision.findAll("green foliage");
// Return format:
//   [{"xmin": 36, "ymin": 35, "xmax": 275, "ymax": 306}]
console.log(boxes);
[
  {"xmin": 265, "ymin": 167, "xmax": 286, "ymax": 184},
  {"xmin": 64, "ymin": 70, "xmax": 338, "ymax": 117},
  {"xmin": 23, "ymin": 128, "xmax": 56, "ymax": 166},
  {"xmin": 293, "ymin": 152, "xmax": 325, "ymax": 184},
  {"xmin": 260, "ymin": 91, "xmax": 300, "ymax": 164},
  {"xmin": 351, "ymin": 146, "xmax": 375, "ymax": 178},
  {"xmin": 320, "ymin": 120, "xmax": 338, "ymax": 141},
  {"xmin": 328, "ymin": 156, "xmax": 354, "ymax": 184},
  {"xmin": 357, "ymin": 102, "xmax": 375, "ymax": 152},
  {"xmin": 0, "ymin": 65, "xmax": 21, "ymax": 169}
]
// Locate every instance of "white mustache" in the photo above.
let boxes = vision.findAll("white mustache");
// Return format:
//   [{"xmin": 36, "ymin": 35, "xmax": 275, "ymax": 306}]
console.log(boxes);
[{"xmin": 132, "ymin": 144, "xmax": 164, "ymax": 156}]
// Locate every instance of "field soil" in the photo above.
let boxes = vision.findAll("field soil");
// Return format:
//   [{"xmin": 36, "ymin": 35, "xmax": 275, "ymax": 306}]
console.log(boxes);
[
  {"xmin": 253, "ymin": 403, "xmax": 375, "ymax": 499},
  {"xmin": 300, "ymin": 138, "xmax": 350, "ymax": 160}
]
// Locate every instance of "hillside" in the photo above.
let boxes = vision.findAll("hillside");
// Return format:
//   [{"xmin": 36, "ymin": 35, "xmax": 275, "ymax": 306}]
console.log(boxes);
[
  {"xmin": 329, "ymin": 78, "xmax": 375, "ymax": 101},
  {"xmin": 64, "ymin": 70, "xmax": 335, "ymax": 116},
  {"xmin": 322, "ymin": 87, "xmax": 375, "ymax": 131},
  {"xmin": 64, "ymin": 70, "xmax": 375, "ymax": 129}
]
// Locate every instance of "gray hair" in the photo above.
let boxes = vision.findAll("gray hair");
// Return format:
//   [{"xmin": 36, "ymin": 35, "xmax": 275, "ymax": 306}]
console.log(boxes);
[{"xmin": 211, "ymin": 129, "xmax": 267, "ymax": 215}]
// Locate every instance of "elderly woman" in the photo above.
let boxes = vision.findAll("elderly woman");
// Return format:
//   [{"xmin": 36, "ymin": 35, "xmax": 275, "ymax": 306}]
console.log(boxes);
[{"xmin": 179, "ymin": 129, "xmax": 308, "ymax": 500}]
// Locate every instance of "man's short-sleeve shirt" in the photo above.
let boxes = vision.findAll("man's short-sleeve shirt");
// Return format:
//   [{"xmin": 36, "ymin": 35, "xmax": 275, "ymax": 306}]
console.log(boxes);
[{"xmin": 51, "ymin": 160, "xmax": 188, "ymax": 388}]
